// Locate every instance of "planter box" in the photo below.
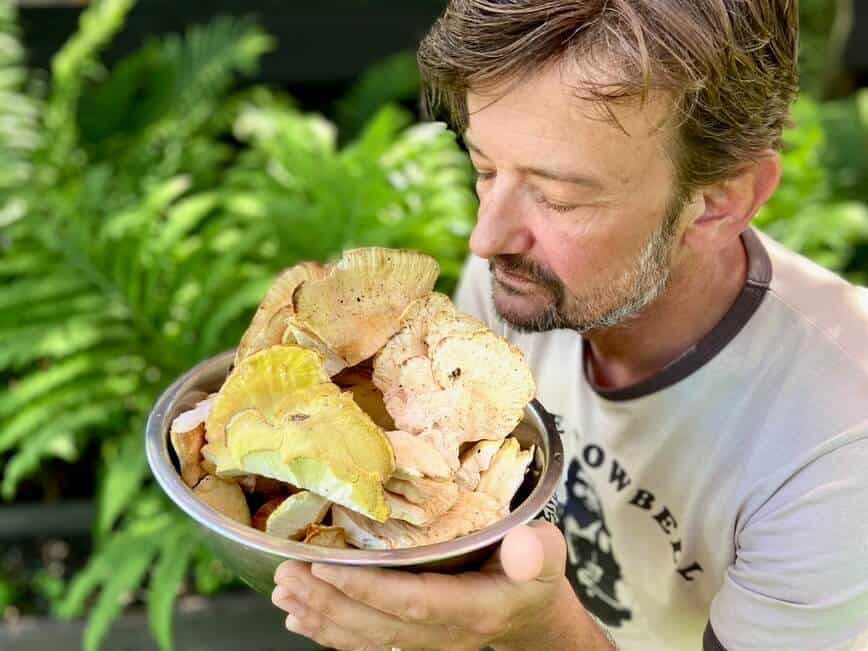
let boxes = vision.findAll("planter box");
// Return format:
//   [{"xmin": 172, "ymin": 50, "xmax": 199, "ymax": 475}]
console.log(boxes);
[{"xmin": 1, "ymin": 591, "xmax": 327, "ymax": 651}]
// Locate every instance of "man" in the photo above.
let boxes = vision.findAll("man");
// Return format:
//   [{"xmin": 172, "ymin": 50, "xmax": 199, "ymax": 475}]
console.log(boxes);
[{"xmin": 271, "ymin": 1, "xmax": 868, "ymax": 649}]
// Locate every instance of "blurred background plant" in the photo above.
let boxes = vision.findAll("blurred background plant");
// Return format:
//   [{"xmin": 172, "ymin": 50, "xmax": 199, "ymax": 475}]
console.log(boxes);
[{"xmin": 0, "ymin": 0, "xmax": 865, "ymax": 650}]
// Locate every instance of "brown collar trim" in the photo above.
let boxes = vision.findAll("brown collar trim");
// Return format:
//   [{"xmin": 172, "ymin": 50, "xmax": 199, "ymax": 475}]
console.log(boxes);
[{"xmin": 583, "ymin": 228, "xmax": 772, "ymax": 402}]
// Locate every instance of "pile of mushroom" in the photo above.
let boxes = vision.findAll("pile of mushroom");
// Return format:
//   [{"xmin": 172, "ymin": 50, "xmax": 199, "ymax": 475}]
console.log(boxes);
[{"xmin": 169, "ymin": 248, "xmax": 537, "ymax": 549}]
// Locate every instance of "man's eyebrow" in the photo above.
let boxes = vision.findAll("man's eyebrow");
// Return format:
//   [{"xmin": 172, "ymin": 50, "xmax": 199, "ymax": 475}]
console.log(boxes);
[{"xmin": 463, "ymin": 133, "xmax": 605, "ymax": 190}]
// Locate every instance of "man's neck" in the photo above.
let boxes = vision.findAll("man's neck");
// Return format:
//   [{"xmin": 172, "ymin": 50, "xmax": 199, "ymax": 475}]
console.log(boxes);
[{"xmin": 584, "ymin": 234, "xmax": 749, "ymax": 391}]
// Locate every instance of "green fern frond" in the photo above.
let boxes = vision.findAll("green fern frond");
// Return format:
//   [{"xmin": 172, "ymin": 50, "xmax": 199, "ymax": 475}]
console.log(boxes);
[
  {"xmin": 0, "ymin": 377, "xmax": 132, "ymax": 454},
  {"xmin": 2, "ymin": 403, "xmax": 120, "ymax": 498},
  {"xmin": 55, "ymin": 494, "xmax": 192, "ymax": 651},
  {"xmin": 147, "ymin": 524, "xmax": 199, "ymax": 651},
  {"xmin": 82, "ymin": 543, "xmax": 158, "ymax": 651},
  {"xmin": 0, "ymin": 0, "xmax": 41, "ymax": 214},
  {"xmin": 0, "ymin": 293, "xmax": 107, "ymax": 329},
  {"xmin": 0, "ymin": 274, "xmax": 93, "ymax": 311},
  {"xmin": 0, "ymin": 7, "xmax": 479, "ymax": 649},
  {"xmin": 341, "ymin": 103, "xmax": 415, "ymax": 160},
  {"xmin": 56, "ymin": 501, "xmax": 173, "ymax": 619},
  {"xmin": 185, "ymin": 223, "xmax": 272, "ymax": 339},
  {"xmin": 159, "ymin": 16, "xmax": 274, "ymax": 134},
  {"xmin": 333, "ymin": 50, "xmax": 421, "ymax": 139},
  {"xmin": 0, "ymin": 250, "xmax": 56, "ymax": 276},
  {"xmin": 0, "ymin": 352, "xmax": 110, "ymax": 419},
  {"xmin": 0, "ymin": 318, "xmax": 131, "ymax": 371},
  {"xmin": 94, "ymin": 426, "xmax": 150, "ymax": 537},
  {"xmin": 45, "ymin": 0, "xmax": 136, "ymax": 165},
  {"xmin": 197, "ymin": 275, "xmax": 272, "ymax": 355},
  {"xmin": 149, "ymin": 191, "xmax": 221, "ymax": 254}
]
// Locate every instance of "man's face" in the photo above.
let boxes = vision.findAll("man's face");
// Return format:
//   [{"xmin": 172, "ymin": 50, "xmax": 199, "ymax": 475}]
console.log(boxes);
[{"xmin": 465, "ymin": 61, "xmax": 688, "ymax": 334}]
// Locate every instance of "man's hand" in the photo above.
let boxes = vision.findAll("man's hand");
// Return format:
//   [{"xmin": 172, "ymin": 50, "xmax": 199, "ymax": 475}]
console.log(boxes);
[{"xmin": 271, "ymin": 520, "xmax": 613, "ymax": 651}]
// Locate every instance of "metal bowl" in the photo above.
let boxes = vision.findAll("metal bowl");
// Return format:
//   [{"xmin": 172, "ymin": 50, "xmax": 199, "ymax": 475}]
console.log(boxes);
[{"xmin": 146, "ymin": 350, "xmax": 563, "ymax": 595}]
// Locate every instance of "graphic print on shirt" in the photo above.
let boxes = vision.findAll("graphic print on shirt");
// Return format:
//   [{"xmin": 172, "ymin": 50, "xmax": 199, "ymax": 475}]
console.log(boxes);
[{"xmin": 541, "ymin": 415, "xmax": 633, "ymax": 628}]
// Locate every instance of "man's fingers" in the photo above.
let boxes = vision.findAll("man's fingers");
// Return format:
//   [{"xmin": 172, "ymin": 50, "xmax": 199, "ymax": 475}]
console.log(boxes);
[
  {"xmin": 310, "ymin": 562, "xmax": 512, "ymax": 637},
  {"xmin": 274, "ymin": 561, "xmax": 434, "ymax": 648},
  {"xmin": 283, "ymin": 606, "xmax": 380, "ymax": 651},
  {"xmin": 274, "ymin": 559, "xmax": 307, "ymax": 584},
  {"xmin": 499, "ymin": 521, "xmax": 566, "ymax": 583},
  {"xmin": 499, "ymin": 524, "xmax": 544, "ymax": 582}
]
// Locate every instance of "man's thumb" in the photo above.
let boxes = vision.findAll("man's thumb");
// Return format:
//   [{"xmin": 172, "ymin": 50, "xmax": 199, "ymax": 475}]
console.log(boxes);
[{"xmin": 499, "ymin": 520, "xmax": 566, "ymax": 583}]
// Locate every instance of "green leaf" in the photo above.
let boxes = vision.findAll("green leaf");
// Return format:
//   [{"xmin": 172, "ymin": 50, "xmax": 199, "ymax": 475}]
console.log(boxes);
[
  {"xmin": 0, "ymin": 352, "xmax": 107, "ymax": 420},
  {"xmin": 0, "ymin": 292, "xmax": 107, "ymax": 329},
  {"xmin": 57, "ymin": 510, "xmax": 172, "ymax": 619},
  {"xmin": 333, "ymin": 50, "xmax": 420, "ymax": 140},
  {"xmin": 50, "ymin": 0, "xmax": 136, "ymax": 92},
  {"xmin": 46, "ymin": 0, "xmax": 137, "ymax": 162},
  {"xmin": 197, "ymin": 274, "xmax": 270, "ymax": 355},
  {"xmin": 0, "ymin": 274, "xmax": 91, "ymax": 311},
  {"xmin": 0, "ymin": 376, "xmax": 133, "ymax": 453},
  {"xmin": 151, "ymin": 191, "xmax": 220, "ymax": 253},
  {"xmin": 154, "ymin": 16, "xmax": 275, "ymax": 137},
  {"xmin": 0, "ymin": 319, "xmax": 130, "ymax": 371},
  {"xmin": 82, "ymin": 538, "xmax": 160, "ymax": 651},
  {"xmin": 95, "ymin": 426, "xmax": 150, "ymax": 537},
  {"xmin": 185, "ymin": 223, "xmax": 270, "ymax": 329},
  {"xmin": 2, "ymin": 403, "xmax": 116, "ymax": 498},
  {"xmin": 147, "ymin": 525, "xmax": 199, "ymax": 651}
]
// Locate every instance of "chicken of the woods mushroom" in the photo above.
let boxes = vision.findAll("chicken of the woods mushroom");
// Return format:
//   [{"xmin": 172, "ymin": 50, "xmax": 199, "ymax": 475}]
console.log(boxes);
[{"xmin": 169, "ymin": 248, "xmax": 538, "ymax": 549}]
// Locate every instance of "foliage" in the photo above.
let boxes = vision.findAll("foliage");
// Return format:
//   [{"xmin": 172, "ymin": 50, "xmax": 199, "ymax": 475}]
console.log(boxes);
[
  {"xmin": 798, "ymin": 0, "xmax": 838, "ymax": 97},
  {"xmin": 0, "ymin": 1, "xmax": 475, "ymax": 649},
  {"xmin": 756, "ymin": 93, "xmax": 868, "ymax": 283},
  {"xmin": 333, "ymin": 49, "xmax": 421, "ymax": 140},
  {"xmin": 0, "ymin": 0, "xmax": 866, "ymax": 650}
]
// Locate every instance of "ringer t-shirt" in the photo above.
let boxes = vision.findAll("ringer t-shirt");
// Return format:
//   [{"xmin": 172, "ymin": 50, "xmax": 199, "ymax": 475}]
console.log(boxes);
[{"xmin": 453, "ymin": 228, "xmax": 868, "ymax": 651}]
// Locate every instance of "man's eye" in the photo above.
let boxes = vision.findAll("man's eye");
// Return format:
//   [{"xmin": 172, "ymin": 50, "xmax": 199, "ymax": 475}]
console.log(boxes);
[
  {"xmin": 544, "ymin": 201, "xmax": 576, "ymax": 213},
  {"xmin": 475, "ymin": 170, "xmax": 495, "ymax": 182},
  {"xmin": 533, "ymin": 191, "xmax": 575, "ymax": 213}
]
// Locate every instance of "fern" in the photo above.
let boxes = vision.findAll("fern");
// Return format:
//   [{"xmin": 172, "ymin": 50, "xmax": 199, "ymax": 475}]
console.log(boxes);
[
  {"xmin": 43, "ymin": 0, "xmax": 136, "ymax": 169},
  {"xmin": 333, "ymin": 50, "xmax": 422, "ymax": 140},
  {"xmin": 0, "ymin": 3, "xmax": 478, "ymax": 650},
  {"xmin": 6, "ymin": 2, "xmax": 859, "ymax": 650},
  {"xmin": 756, "ymin": 96, "xmax": 868, "ymax": 276},
  {"xmin": 147, "ymin": 523, "xmax": 200, "ymax": 651},
  {"xmin": 0, "ymin": 0, "xmax": 38, "ymax": 225}
]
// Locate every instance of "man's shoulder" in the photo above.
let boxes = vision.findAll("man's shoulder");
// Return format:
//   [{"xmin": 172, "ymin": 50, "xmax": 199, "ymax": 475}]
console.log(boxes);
[{"xmin": 759, "ymin": 230, "xmax": 868, "ymax": 375}]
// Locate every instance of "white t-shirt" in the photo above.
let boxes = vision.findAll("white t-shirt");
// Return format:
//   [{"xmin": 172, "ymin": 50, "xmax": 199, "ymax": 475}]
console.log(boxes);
[{"xmin": 453, "ymin": 229, "xmax": 868, "ymax": 651}]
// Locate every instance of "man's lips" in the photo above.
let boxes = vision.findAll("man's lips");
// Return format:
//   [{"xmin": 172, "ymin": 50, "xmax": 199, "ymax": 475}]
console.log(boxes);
[{"xmin": 494, "ymin": 265, "xmax": 537, "ymax": 286}]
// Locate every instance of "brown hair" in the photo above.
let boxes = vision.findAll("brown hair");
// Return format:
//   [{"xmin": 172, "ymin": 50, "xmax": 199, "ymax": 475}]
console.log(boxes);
[{"xmin": 417, "ymin": 0, "xmax": 799, "ymax": 196}]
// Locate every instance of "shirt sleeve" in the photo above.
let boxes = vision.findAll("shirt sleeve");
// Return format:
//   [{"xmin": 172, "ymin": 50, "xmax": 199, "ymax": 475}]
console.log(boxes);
[{"xmin": 707, "ymin": 425, "xmax": 868, "ymax": 651}]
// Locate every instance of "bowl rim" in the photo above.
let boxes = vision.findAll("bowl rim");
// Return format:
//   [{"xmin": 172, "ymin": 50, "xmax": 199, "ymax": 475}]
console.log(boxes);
[{"xmin": 146, "ymin": 349, "xmax": 564, "ymax": 567}]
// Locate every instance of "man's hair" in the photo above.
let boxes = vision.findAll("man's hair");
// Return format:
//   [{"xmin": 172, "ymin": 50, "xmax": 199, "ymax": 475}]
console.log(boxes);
[{"xmin": 417, "ymin": 0, "xmax": 799, "ymax": 196}]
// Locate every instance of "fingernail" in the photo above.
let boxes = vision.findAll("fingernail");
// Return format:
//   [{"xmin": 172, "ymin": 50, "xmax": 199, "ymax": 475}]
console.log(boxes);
[{"xmin": 285, "ymin": 612, "xmax": 307, "ymax": 634}]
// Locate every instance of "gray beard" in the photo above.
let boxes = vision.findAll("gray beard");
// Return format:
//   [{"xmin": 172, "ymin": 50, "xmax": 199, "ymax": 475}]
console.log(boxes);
[{"xmin": 490, "ymin": 206, "xmax": 681, "ymax": 335}]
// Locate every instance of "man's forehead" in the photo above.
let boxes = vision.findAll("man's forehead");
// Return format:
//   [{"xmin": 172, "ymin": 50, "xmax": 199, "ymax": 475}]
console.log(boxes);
[{"xmin": 465, "ymin": 60, "xmax": 673, "ymax": 150}]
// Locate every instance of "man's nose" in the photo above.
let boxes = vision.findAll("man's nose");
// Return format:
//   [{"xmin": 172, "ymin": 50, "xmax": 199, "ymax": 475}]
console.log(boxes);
[{"xmin": 469, "ymin": 181, "xmax": 533, "ymax": 259}]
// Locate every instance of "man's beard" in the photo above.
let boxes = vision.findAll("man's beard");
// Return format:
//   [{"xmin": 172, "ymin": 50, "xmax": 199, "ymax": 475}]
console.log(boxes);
[{"xmin": 489, "ymin": 197, "xmax": 683, "ymax": 335}]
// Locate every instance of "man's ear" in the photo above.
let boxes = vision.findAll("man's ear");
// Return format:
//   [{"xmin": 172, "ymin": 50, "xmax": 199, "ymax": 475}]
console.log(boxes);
[{"xmin": 682, "ymin": 151, "xmax": 781, "ymax": 253}]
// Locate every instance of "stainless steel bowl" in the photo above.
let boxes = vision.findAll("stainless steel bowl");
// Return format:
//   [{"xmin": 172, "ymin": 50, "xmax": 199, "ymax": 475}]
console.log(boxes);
[{"xmin": 146, "ymin": 350, "xmax": 564, "ymax": 596}]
